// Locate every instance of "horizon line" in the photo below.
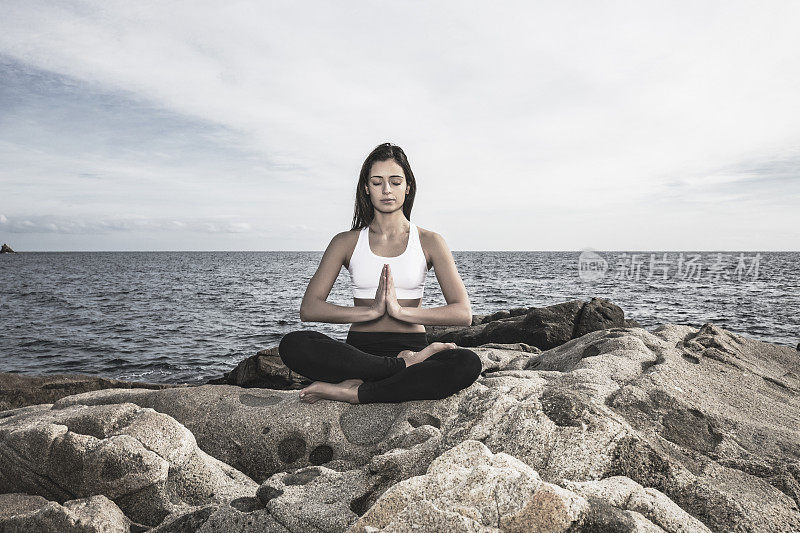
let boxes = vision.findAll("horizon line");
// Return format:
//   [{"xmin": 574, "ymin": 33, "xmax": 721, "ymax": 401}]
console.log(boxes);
[{"xmin": 0, "ymin": 249, "xmax": 792, "ymax": 253}]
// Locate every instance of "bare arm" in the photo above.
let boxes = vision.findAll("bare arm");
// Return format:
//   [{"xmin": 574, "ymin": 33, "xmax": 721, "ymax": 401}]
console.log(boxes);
[
  {"xmin": 299, "ymin": 232, "xmax": 383, "ymax": 324},
  {"xmin": 390, "ymin": 231, "xmax": 472, "ymax": 326}
]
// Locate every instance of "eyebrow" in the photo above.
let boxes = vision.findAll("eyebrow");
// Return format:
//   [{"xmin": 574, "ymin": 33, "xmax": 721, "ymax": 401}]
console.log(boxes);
[{"xmin": 371, "ymin": 175, "xmax": 404, "ymax": 178}]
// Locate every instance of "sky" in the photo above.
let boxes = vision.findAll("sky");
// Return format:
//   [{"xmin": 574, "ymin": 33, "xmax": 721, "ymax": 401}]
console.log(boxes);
[{"xmin": 1, "ymin": 0, "xmax": 798, "ymax": 251}]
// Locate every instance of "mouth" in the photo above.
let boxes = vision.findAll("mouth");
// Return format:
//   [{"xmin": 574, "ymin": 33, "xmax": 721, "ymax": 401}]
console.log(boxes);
[{"xmin": 381, "ymin": 199, "xmax": 395, "ymax": 203}]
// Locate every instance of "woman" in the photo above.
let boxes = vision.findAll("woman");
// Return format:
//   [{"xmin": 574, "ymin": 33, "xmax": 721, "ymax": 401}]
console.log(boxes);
[{"xmin": 278, "ymin": 142, "xmax": 482, "ymax": 404}]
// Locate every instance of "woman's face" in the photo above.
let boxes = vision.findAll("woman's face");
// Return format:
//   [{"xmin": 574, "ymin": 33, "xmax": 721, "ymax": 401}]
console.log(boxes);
[{"xmin": 366, "ymin": 159, "xmax": 410, "ymax": 211}]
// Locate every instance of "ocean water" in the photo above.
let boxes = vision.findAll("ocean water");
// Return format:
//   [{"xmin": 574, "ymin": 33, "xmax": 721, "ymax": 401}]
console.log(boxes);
[{"xmin": 1, "ymin": 251, "xmax": 797, "ymax": 384}]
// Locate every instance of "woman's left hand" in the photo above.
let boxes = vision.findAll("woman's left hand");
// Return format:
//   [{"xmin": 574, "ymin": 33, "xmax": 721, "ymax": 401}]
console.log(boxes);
[{"xmin": 384, "ymin": 264, "xmax": 405, "ymax": 319}]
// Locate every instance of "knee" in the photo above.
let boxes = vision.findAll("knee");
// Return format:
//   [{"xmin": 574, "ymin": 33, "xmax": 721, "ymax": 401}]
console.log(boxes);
[
  {"xmin": 451, "ymin": 348, "xmax": 483, "ymax": 386},
  {"xmin": 278, "ymin": 330, "xmax": 316, "ymax": 366}
]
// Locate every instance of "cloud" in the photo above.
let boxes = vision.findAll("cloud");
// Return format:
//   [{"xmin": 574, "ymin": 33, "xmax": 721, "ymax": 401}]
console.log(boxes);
[
  {"xmin": 0, "ymin": 1, "xmax": 798, "ymax": 250},
  {"xmin": 0, "ymin": 214, "xmax": 255, "ymax": 234}
]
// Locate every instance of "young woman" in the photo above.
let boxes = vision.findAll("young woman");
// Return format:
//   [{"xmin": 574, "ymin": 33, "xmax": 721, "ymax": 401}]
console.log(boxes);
[{"xmin": 278, "ymin": 142, "xmax": 482, "ymax": 404}]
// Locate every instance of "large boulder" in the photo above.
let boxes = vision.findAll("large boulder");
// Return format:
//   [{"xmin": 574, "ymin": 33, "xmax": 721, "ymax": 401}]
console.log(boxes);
[
  {"xmin": 0, "ymin": 493, "xmax": 134, "ymax": 533},
  {"xmin": 0, "ymin": 372, "xmax": 180, "ymax": 411},
  {"xmin": 351, "ymin": 439, "xmax": 710, "ymax": 532},
  {"xmin": 604, "ymin": 323, "xmax": 800, "ymax": 532},
  {"xmin": 0, "ymin": 402, "xmax": 257, "ymax": 526},
  {"xmin": 562, "ymin": 476, "xmax": 713, "ymax": 533},
  {"xmin": 426, "ymin": 297, "xmax": 629, "ymax": 349},
  {"xmin": 206, "ymin": 347, "xmax": 308, "ymax": 390}
]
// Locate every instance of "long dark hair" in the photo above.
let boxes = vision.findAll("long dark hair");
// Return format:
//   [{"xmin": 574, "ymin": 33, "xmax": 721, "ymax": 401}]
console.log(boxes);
[{"xmin": 351, "ymin": 142, "xmax": 417, "ymax": 230}]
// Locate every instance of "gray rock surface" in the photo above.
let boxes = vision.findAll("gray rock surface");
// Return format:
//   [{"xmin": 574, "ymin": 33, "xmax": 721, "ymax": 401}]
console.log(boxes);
[
  {"xmin": 562, "ymin": 476, "xmax": 711, "ymax": 533},
  {"xmin": 4, "ymin": 320, "xmax": 798, "ymax": 531},
  {"xmin": 351, "ymin": 439, "xmax": 710, "ymax": 532},
  {"xmin": 0, "ymin": 372, "xmax": 180, "ymax": 411},
  {"xmin": 0, "ymin": 402, "xmax": 257, "ymax": 526},
  {"xmin": 0, "ymin": 493, "xmax": 133, "ymax": 532}
]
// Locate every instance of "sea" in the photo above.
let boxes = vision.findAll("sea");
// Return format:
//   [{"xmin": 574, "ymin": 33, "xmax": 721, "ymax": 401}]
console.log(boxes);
[{"xmin": 1, "ymin": 251, "xmax": 797, "ymax": 384}]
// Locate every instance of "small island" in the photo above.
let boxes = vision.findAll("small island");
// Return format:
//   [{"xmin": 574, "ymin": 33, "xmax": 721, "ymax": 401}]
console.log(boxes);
[{"xmin": 0, "ymin": 243, "xmax": 16, "ymax": 253}]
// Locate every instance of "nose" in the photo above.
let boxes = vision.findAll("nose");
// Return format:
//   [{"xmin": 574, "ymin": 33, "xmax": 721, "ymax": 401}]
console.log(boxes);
[{"xmin": 382, "ymin": 181, "xmax": 391, "ymax": 194}]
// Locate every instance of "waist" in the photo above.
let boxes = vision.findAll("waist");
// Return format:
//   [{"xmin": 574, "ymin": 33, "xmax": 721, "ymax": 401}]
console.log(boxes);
[{"xmin": 346, "ymin": 330, "xmax": 429, "ymax": 356}]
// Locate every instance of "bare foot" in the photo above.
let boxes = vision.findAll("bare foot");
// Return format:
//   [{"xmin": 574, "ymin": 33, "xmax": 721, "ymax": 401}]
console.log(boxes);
[
  {"xmin": 299, "ymin": 378, "xmax": 363, "ymax": 404},
  {"xmin": 398, "ymin": 342, "xmax": 458, "ymax": 368}
]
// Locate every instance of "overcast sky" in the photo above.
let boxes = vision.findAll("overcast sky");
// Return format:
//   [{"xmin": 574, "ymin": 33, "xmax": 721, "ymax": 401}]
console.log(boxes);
[{"xmin": 1, "ymin": 1, "xmax": 798, "ymax": 251}]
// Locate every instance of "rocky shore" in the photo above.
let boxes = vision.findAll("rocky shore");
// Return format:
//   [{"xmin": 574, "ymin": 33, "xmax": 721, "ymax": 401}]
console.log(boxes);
[{"xmin": 1, "ymin": 297, "xmax": 798, "ymax": 532}]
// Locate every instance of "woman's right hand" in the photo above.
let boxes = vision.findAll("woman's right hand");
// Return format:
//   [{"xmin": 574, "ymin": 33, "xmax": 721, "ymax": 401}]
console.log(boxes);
[{"xmin": 371, "ymin": 264, "xmax": 387, "ymax": 319}]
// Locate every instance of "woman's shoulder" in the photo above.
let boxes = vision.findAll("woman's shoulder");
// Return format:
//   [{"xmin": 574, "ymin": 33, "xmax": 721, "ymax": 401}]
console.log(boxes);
[
  {"xmin": 333, "ymin": 226, "xmax": 362, "ymax": 237},
  {"xmin": 330, "ymin": 228, "xmax": 363, "ymax": 270},
  {"xmin": 331, "ymin": 228, "xmax": 365, "ymax": 254},
  {"xmin": 415, "ymin": 224, "xmax": 442, "ymax": 246}
]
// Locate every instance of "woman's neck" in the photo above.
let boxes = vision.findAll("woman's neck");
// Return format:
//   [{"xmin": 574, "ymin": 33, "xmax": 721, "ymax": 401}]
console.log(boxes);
[{"xmin": 369, "ymin": 213, "xmax": 409, "ymax": 235}]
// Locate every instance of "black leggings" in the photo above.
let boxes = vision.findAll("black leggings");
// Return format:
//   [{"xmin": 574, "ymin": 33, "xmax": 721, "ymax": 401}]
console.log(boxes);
[{"xmin": 278, "ymin": 330, "xmax": 483, "ymax": 404}]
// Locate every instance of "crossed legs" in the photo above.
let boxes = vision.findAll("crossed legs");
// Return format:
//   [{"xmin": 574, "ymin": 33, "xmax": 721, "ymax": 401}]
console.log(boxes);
[{"xmin": 278, "ymin": 330, "xmax": 483, "ymax": 404}]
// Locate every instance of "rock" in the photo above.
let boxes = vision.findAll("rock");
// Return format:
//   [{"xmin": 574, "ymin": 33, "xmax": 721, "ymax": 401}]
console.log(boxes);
[
  {"xmin": 562, "ymin": 476, "xmax": 711, "ymax": 532},
  {"xmin": 148, "ymin": 502, "xmax": 286, "ymax": 533},
  {"xmin": 477, "ymin": 306, "xmax": 533, "ymax": 324},
  {"xmin": 351, "ymin": 439, "xmax": 692, "ymax": 532},
  {"xmin": 258, "ymin": 466, "xmax": 370, "ymax": 531},
  {"xmin": 603, "ymin": 322, "xmax": 800, "ymax": 532},
  {"xmin": 0, "ymin": 372, "xmax": 181, "ymax": 411},
  {"xmin": 1, "ymin": 243, "xmax": 16, "ymax": 253},
  {"xmin": 205, "ymin": 347, "xmax": 308, "ymax": 389},
  {"xmin": 149, "ymin": 420, "xmax": 449, "ymax": 531},
  {"xmin": 41, "ymin": 323, "xmax": 800, "ymax": 531},
  {"xmin": 426, "ymin": 297, "xmax": 629, "ymax": 349},
  {"xmin": 0, "ymin": 493, "xmax": 134, "ymax": 533},
  {"xmin": 477, "ymin": 341, "xmax": 541, "ymax": 353},
  {"xmin": 0, "ymin": 493, "xmax": 52, "ymax": 518},
  {"xmin": 53, "ymin": 384, "xmax": 464, "ymax": 486},
  {"xmin": 573, "ymin": 297, "xmax": 626, "ymax": 338},
  {"xmin": 0, "ymin": 402, "xmax": 257, "ymax": 526}
]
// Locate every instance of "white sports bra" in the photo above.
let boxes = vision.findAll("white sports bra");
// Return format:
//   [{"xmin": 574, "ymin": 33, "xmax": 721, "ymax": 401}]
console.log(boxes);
[{"xmin": 348, "ymin": 222, "xmax": 427, "ymax": 299}]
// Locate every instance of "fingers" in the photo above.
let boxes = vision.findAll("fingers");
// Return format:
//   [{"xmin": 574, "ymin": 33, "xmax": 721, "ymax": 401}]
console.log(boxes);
[{"xmin": 377, "ymin": 265, "xmax": 386, "ymax": 293}]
